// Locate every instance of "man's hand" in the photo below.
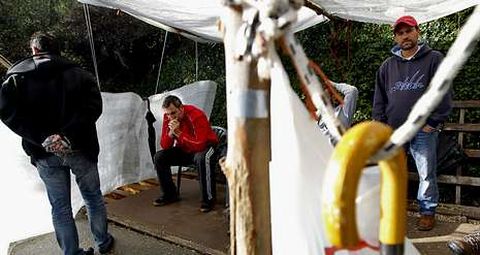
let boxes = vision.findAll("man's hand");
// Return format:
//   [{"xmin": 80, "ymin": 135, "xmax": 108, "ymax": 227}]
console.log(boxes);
[
  {"xmin": 42, "ymin": 134, "xmax": 72, "ymax": 154},
  {"xmin": 422, "ymin": 125, "xmax": 436, "ymax": 133},
  {"xmin": 168, "ymin": 119, "xmax": 181, "ymax": 137}
]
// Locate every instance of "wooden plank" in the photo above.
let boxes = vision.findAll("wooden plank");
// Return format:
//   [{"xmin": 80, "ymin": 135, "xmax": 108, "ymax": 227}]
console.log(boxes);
[
  {"xmin": 444, "ymin": 123, "xmax": 480, "ymax": 132},
  {"xmin": 408, "ymin": 173, "xmax": 480, "ymax": 186},
  {"xmin": 456, "ymin": 109, "xmax": 465, "ymax": 204},
  {"xmin": 465, "ymin": 149, "xmax": 480, "ymax": 158},
  {"xmin": 117, "ymin": 186, "xmax": 141, "ymax": 195},
  {"xmin": 452, "ymin": 100, "xmax": 480, "ymax": 108},
  {"xmin": 125, "ymin": 183, "xmax": 152, "ymax": 191},
  {"xmin": 105, "ymin": 191, "xmax": 127, "ymax": 200},
  {"xmin": 142, "ymin": 178, "xmax": 159, "ymax": 186},
  {"xmin": 408, "ymin": 201, "xmax": 480, "ymax": 220}
]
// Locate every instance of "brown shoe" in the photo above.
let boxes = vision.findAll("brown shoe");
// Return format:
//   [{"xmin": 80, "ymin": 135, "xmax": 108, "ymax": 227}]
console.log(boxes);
[
  {"xmin": 447, "ymin": 231, "xmax": 480, "ymax": 255},
  {"xmin": 417, "ymin": 214, "xmax": 435, "ymax": 231}
]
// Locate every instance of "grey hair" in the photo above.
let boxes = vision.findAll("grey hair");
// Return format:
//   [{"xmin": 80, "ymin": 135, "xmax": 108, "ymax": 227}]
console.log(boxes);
[{"xmin": 30, "ymin": 31, "xmax": 60, "ymax": 55}]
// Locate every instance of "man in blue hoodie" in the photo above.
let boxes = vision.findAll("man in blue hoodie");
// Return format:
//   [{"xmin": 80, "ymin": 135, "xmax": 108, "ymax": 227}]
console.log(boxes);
[{"xmin": 372, "ymin": 16, "xmax": 452, "ymax": 231}]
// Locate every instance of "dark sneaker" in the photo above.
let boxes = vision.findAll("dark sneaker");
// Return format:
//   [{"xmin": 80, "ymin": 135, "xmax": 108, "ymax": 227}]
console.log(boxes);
[
  {"xmin": 200, "ymin": 201, "xmax": 214, "ymax": 213},
  {"xmin": 153, "ymin": 196, "xmax": 180, "ymax": 207},
  {"xmin": 84, "ymin": 247, "xmax": 94, "ymax": 255},
  {"xmin": 417, "ymin": 214, "xmax": 435, "ymax": 231},
  {"xmin": 447, "ymin": 231, "xmax": 480, "ymax": 255},
  {"xmin": 99, "ymin": 235, "xmax": 115, "ymax": 254}
]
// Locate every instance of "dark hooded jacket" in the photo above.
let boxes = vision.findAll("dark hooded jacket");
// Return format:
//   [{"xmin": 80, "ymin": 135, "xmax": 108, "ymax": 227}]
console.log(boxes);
[
  {"xmin": 0, "ymin": 53, "xmax": 102, "ymax": 162},
  {"xmin": 372, "ymin": 43, "xmax": 452, "ymax": 129}
]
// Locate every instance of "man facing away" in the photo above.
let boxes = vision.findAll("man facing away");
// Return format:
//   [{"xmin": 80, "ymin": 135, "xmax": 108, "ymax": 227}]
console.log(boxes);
[
  {"xmin": 372, "ymin": 16, "xmax": 452, "ymax": 231},
  {"xmin": 153, "ymin": 95, "xmax": 218, "ymax": 212},
  {"xmin": 318, "ymin": 81, "xmax": 358, "ymax": 144},
  {"xmin": 0, "ymin": 32, "xmax": 113, "ymax": 255}
]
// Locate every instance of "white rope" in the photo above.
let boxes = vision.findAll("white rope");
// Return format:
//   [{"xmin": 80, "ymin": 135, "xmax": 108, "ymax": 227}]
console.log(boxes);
[
  {"xmin": 282, "ymin": 31, "xmax": 346, "ymax": 140},
  {"xmin": 155, "ymin": 30, "xmax": 169, "ymax": 94},
  {"xmin": 82, "ymin": 4, "xmax": 101, "ymax": 89},
  {"xmin": 195, "ymin": 41, "xmax": 199, "ymax": 80},
  {"xmin": 372, "ymin": 5, "xmax": 480, "ymax": 162}
]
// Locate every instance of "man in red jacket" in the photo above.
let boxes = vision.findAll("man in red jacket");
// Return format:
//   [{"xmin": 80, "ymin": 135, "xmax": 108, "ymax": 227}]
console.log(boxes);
[{"xmin": 153, "ymin": 95, "xmax": 218, "ymax": 212}]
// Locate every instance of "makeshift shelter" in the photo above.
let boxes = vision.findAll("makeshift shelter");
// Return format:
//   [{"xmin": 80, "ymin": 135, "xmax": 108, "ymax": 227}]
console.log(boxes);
[
  {"xmin": 0, "ymin": 81, "xmax": 217, "ymax": 254},
  {"xmin": 1, "ymin": 0, "xmax": 478, "ymax": 255}
]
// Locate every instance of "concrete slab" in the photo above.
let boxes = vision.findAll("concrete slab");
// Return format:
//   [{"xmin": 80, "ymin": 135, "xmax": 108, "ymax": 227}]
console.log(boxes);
[
  {"xmin": 8, "ymin": 176, "xmax": 480, "ymax": 255},
  {"xmin": 8, "ymin": 212, "xmax": 199, "ymax": 255},
  {"xmin": 407, "ymin": 213, "xmax": 480, "ymax": 255}
]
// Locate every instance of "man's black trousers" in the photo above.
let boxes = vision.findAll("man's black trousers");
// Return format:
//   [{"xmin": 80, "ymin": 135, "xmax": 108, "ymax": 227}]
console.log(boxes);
[{"xmin": 154, "ymin": 146, "xmax": 216, "ymax": 203}]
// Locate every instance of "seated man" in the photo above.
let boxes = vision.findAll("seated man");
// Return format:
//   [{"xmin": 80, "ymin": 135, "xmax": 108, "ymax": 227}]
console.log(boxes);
[
  {"xmin": 153, "ymin": 95, "xmax": 218, "ymax": 212},
  {"xmin": 317, "ymin": 81, "xmax": 359, "ymax": 144}
]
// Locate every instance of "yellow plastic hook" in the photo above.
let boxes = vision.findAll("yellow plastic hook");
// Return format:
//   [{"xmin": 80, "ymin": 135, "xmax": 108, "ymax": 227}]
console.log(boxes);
[{"xmin": 322, "ymin": 121, "xmax": 407, "ymax": 255}]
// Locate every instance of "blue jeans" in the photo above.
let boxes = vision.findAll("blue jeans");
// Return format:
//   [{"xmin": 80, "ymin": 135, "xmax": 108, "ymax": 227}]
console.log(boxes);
[
  {"xmin": 409, "ymin": 130, "xmax": 439, "ymax": 215},
  {"xmin": 36, "ymin": 153, "xmax": 113, "ymax": 255}
]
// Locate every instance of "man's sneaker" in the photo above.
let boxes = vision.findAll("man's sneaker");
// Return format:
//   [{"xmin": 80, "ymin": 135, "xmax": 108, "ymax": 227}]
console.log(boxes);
[
  {"xmin": 152, "ymin": 196, "xmax": 180, "ymax": 207},
  {"xmin": 99, "ymin": 235, "xmax": 115, "ymax": 254},
  {"xmin": 417, "ymin": 214, "xmax": 435, "ymax": 231},
  {"xmin": 447, "ymin": 230, "xmax": 480, "ymax": 255},
  {"xmin": 200, "ymin": 201, "xmax": 214, "ymax": 213},
  {"xmin": 84, "ymin": 247, "xmax": 94, "ymax": 255}
]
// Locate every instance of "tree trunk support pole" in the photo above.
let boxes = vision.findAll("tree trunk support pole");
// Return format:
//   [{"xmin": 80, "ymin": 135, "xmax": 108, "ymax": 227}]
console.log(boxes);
[{"xmin": 220, "ymin": 4, "xmax": 272, "ymax": 255}]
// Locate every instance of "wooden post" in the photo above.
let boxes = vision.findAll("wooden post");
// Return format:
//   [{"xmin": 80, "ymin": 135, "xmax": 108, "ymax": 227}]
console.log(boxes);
[{"xmin": 220, "ymin": 4, "xmax": 272, "ymax": 255}]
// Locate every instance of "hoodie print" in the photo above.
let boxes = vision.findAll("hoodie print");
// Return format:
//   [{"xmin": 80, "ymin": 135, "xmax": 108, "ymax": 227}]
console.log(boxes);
[{"xmin": 390, "ymin": 69, "xmax": 425, "ymax": 93}]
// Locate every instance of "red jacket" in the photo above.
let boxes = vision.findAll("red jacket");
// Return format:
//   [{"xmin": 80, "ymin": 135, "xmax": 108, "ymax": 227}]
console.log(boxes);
[{"xmin": 160, "ymin": 105, "xmax": 218, "ymax": 153}]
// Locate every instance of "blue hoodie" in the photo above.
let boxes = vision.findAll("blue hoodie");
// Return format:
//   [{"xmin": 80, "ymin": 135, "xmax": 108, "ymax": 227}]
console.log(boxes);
[{"xmin": 372, "ymin": 42, "xmax": 452, "ymax": 129}]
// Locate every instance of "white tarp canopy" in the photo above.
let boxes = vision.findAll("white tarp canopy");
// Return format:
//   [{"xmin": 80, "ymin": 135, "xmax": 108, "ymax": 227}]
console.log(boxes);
[
  {"xmin": 309, "ymin": 0, "xmax": 479, "ymax": 24},
  {"xmin": 78, "ymin": 0, "xmax": 478, "ymax": 42},
  {"xmin": 78, "ymin": 0, "xmax": 327, "ymax": 42}
]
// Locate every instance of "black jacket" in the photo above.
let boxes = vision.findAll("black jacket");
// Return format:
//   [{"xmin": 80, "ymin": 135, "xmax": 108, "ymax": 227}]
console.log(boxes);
[{"xmin": 0, "ymin": 54, "xmax": 102, "ymax": 162}]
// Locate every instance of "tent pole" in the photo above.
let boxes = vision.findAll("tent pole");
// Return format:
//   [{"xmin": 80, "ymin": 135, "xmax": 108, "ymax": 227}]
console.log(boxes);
[
  {"xmin": 221, "ymin": 4, "xmax": 272, "ymax": 255},
  {"xmin": 155, "ymin": 30, "xmax": 169, "ymax": 94},
  {"xmin": 195, "ymin": 41, "xmax": 199, "ymax": 80},
  {"xmin": 83, "ymin": 4, "xmax": 101, "ymax": 89}
]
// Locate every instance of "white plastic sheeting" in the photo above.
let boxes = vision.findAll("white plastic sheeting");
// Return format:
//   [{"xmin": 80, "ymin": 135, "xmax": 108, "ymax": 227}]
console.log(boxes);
[
  {"xmin": 148, "ymin": 80, "xmax": 218, "ymax": 151},
  {"xmin": 269, "ymin": 52, "xmax": 420, "ymax": 255},
  {"xmin": 309, "ymin": 0, "xmax": 479, "ymax": 24},
  {"xmin": 77, "ymin": 0, "xmax": 327, "ymax": 42},
  {"xmin": 77, "ymin": 0, "xmax": 477, "ymax": 43},
  {"xmin": 0, "ymin": 81, "xmax": 217, "ymax": 255}
]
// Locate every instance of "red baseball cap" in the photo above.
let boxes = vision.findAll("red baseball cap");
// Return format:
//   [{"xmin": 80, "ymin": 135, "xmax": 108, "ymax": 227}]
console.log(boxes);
[{"xmin": 393, "ymin": 15, "xmax": 418, "ymax": 32}]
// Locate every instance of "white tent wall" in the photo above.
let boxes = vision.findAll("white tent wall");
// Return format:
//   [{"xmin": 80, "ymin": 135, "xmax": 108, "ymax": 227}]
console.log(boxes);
[
  {"xmin": 0, "ymin": 81, "xmax": 217, "ymax": 255},
  {"xmin": 96, "ymin": 92, "xmax": 154, "ymax": 196},
  {"xmin": 0, "ymin": 123, "xmax": 52, "ymax": 255}
]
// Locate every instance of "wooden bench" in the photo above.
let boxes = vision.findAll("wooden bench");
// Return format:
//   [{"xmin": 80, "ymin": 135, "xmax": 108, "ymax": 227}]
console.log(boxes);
[{"xmin": 408, "ymin": 100, "xmax": 480, "ymax": 219}]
